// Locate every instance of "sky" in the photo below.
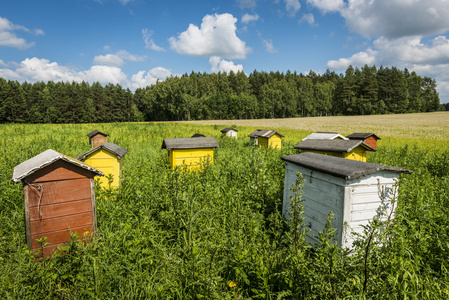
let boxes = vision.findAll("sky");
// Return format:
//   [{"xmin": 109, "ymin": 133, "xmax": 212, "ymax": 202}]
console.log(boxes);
[{"xmin": 1, "ymin": 0, "xmax": 449, "ymax": 103}]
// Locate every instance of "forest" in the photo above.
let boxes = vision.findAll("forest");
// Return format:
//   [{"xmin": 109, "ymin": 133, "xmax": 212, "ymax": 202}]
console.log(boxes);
[{"xmin": 0, "ymin": 65, "xmax": 443, "ymax": 124}]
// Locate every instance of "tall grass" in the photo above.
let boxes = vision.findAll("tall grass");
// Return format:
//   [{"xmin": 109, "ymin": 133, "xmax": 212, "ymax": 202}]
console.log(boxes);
[{"xmin": 0, "ymin": 122, "xmax": 448, "ymax": 299}]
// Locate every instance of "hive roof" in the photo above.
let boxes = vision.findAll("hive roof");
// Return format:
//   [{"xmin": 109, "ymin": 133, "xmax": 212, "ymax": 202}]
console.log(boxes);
[
  {"xmin": 87, "ymin": 130, "xmax": 108, "ymax": 138},
  {"xmin": 346, "ymin": 132, "xmax": 381, "ymax": 140},
  {"xmin": 301, "ymin": 132, "xmax": 348, "ymax": 141},
  {"xmin": 294, "ymin": 139, "xmax": 376, "ymax": 152},
  {"xmin": 12, "ymin": 149, "xmax": 103, "ymax": 183},
  {"xmin": 220, "ymin": 127, "xmax": 238, "ymax": 133},
  {"xmin": 161, "ymin": 137, "xmax": 220, "ymax": 151},
  {"xmin": 248, "ymin": 129, "xmax": 284, "ymax": 138},
  {"xmin": 281, "ymin": 152, "xmax": 412, "ymax": 180},
  {"xmin": 76, "ymin": 142, "xmax": 128, "ymax": 160}
]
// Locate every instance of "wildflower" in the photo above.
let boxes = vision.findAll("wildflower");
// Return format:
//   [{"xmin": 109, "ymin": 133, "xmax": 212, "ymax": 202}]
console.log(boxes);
[{"xmin": 229, "ymin": 281, "xmax": 236, "ymax": 288}]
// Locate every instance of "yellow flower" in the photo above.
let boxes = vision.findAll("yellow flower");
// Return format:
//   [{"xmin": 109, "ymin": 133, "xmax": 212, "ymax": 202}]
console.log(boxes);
[{"xmin": 229, "ymin": 281, "xmax": 236, "ymax": 288}]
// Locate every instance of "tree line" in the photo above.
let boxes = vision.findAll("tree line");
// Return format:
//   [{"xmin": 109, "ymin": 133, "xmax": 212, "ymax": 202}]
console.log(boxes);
[{"xmin": 0, "ymin": 65, "xmax": 443, "ymax": 123}]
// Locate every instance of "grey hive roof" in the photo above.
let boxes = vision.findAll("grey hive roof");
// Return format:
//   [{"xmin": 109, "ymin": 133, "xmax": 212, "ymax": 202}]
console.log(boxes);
[
  {"xmin": 294, "ymin": 139, "xmax": 376, "ymax": 152},
  {"xmin": 281, "ymin": 152, "xmax": 412, "ymax": 180},
  {"xmin": 347, "ymin": 132, "xmax": 381, "ymax": 140},
  {"xmin": 191, "ymin": 133, "xmax": 206, "ymax": 138},
  {"xmin": 248, "ymin": 129, "xmax": 284, "ymax": 138},
  {"xmin": 87, "ymin": 130, "xmax": 108, "ymax": 138},
  {"xmin": 301, "ymin": 132, "xmax": 348, "ymax": 141},
  {"xmin": 76, "ymin": 142, "xmax": 128, "ymax": 160},
  {"xmin": 12, "ymin": 149, "xmax": 104, "ymax": 184},
  {"xmin": 161, "ymin": 137, "xmax": 220, "ymax": 151},
  {"xmin": 221, "ymin": 127, "xmax": 238, "ymax": 133}
]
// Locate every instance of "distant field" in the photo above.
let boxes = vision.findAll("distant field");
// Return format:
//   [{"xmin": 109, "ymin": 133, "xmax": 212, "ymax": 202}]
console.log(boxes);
[{"xmin": 178, "ymin": 111, "xmax": 449, "ymax": 146}]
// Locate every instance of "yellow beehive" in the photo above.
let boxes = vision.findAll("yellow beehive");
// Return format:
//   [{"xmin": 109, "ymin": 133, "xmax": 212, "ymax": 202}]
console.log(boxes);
[
  {"xmin": 250, "ymin": 130, "xmax": 284, "ymax": 149},
  {"xmin": 161, "ymin": 137, "xmax": 220, "ymax": 169},
  {"xmin": 294, "ymin": 139, "xmax": 375, "ymax": 162},
  {"xmin": 76, "ymin": 143, "xmax": 128, "ymax": 188}
]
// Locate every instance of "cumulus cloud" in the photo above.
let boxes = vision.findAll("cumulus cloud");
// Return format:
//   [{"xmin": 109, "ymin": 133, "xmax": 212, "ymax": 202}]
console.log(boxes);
[
  {"xmin": 285, "ymin": 0, "xmax": 301, "ymax": 17},
  {"xmin": 93, "ymin": 50, "xmax": 146, "ymax": 67},
  {"xmin": 262, "ymin": 39, "xmax": 278, "ymax": 53},
  {"xmin": 142, "ymin": 29, "xmax": 166, "ymax": 52},
  {"xmin": 308, "ymin": 0, "xmax": 449, "ymax": 39},
  {"xmin": 236, "ymin": 0, "xmax": 257, "ymax": 9},
  {"xmin": 169, "ymin": 13, "xmax": 251, "ymax": 59},
  {"xmin": 129, "ymin": 67, "xmax": 172, "ymax": 90},
  {"xmin": 241, "ymin": 14, "xmax": 259, "ymax": 24},
  {"xmin": 0, "ymin": 57, "xmax": 172, "ymax": 90},
  {"xmin": 209, "ymin": 56, "xmax": 243, "ymax": 73},
  {"xmin": 299, "ymin": 13, "xmax": 315, "ymax": 26},
  {"xmin": 0, "ymin": 17, "xmax": 42, "ymax": 49},
  {"xmin": 327, "ymin": 49, "xmax": 378, "ymax": 70},
  {"xmin": 0, "ymin": 59, "xmax": 9, "ymax": 68}
]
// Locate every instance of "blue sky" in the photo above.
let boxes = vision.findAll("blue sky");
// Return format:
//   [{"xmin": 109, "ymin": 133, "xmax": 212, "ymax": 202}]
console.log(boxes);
[{"xmin": 1, "ymin": 0, "xmax": 449, "ymax": 103}]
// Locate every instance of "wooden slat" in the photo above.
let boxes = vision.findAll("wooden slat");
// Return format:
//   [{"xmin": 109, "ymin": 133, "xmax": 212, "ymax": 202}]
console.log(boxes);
[
  {"xmin": 29, "ymin": 198, "xmax": 92, "ymax": 221},
  {"xmin": 30, "ymin": 212, "xmax": 93, "ymax": 235},
  {"xmin": 26, "ymin": 160, "xmax": 96, "ymax": 183},
  {"xmin": 28, "ymin": 178, "xmax": 91, "ymax": 207},
  {"xmin": 23, "ymin": 185, "xmax": 32, "ymax": 250},
  {"xmin": 31, "ymin": 226, "xmax": 94, "ymax": 250}
]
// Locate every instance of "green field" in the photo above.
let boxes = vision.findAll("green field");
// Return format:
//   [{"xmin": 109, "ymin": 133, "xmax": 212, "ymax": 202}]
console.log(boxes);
[{"xmin": 1, "ymin": 112, "xmax": 449, "ymax": 299}]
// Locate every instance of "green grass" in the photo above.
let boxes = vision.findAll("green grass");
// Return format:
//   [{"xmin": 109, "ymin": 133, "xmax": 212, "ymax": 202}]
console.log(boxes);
[{"xmin": 0, "ymin": 119, "xmax": 448, "ymax": 299}]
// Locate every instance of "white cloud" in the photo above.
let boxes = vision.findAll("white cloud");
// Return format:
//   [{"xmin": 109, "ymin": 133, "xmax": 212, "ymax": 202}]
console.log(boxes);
[
  {"xmin": 0, "ymin": 59, "xmax": 9, "ymax": 68},
  {"xmin": 142, "ymin": 29, "xmax": 166, "ymax": 52},
  {"xmin": 169, "ymin": 13, "xmax": 251, "ymax": 59},
  {"xmin": 241, "ymin": 14, "xmax": 259, "ymax": 24},
  {"xmin": 262, "ymin": 39, "xmax": 278, "ymax": 53},
  {"xmin": 0, "ymin": 17, "xmax": 38, "ymax": 49},
  {"xmin": 0, "ymin": 57, "xmax": 172, "ymax": 90},
  {"xmin": 306, "ymin": 0, "xmax": 344, "ymax": 13},
  {"xmin": 309, "ymin": 0, "xmax": 449, "ymax": 39},
  {"xmin": 119, "ymin": 0, "xmax": 133, "ymax": 4},
  {"xmin": 299, "ymin": 13, "xmax": 315, "ymax": 26},
  {"xmin": 236, "ymin": 0, "xmax": 257, "ymax": 9},
  {"xmin": 93, "ymin": 50, "xmax": 146, "ymax": 67},
  {"xmin": 285, "ymin": 0, "xmax": 301, "ymax": 17},
  {"xmin": 129, "ymin": 67, "xmax": 172, "ymax": 90},
  {"xmin": 327, "ymin": 49, "xmax": 378, "ymax": 70},
  {"xmin": 209, "ymin": 56, "xmax": 243, "ymax": 73}
]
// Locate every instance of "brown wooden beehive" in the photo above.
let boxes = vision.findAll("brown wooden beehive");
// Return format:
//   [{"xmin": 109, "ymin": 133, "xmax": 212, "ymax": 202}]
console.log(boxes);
[
  {"xmin": 87, "ymin": 130, "xmax": 108, "ymax": 148},
  {"xmin": 12, "ymin": 149, "xmax": 103, "ymax": 259}
]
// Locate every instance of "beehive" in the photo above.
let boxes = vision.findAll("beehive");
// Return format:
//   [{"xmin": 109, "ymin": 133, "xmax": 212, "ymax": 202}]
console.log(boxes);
[
  {"xmin": 281, "ymin": 152, "xmax": 412, "ymax": 248},
  {"xmin": 161, "ymin": 137, "xmax": 220, "ymax": 169},
  {"xmin": 221, "ymin": 127, "xmax": 238, "ymax": 138},
  {"xmin": 346, "ymin": 133, "xmax": 381, "ymax": 150},
  {"xmin": 76, "ymin": 142, "xmax": 128, "ymax": 188},
  {"xmin": 12, "ymin": 149, "xmax": 103, "ymax": 259},
  {"xmin": 87, "ymin": 130, "xmax": 108, "ymax": 148},
  {"xmin": 249, "ymin": 129, "xmax": 284, "ymax": 149},
  {"xmin": 294, "ymin": 139, "xmax": 376, "ymax": 162}
]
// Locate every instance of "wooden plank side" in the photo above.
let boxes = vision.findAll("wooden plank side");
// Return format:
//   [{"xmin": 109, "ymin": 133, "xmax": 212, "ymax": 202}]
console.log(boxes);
[
  {"xmin": 30, "ymin": 212, "xmax": 93, "ymax": 235},
  {"xmin": 28, "ymin": 178, "xmax": 91, "ymax": 207},
  {"xmin": 29, "ymin": 199, "xmax": 93, "ymax": 221},
  {"xmin": 26, "ymin": 160, "xmax": 95, "ymax": 183},
  {"xmin": 23, "ymin": 185, "xmax": 32, "ymax": 250},
  {"xmin": 90, "ymin": 178, "xmax": 98, "ymax": 234},
  {"xmin": 31, "ymin": 225, "xmax": 94, "ymax": 250}
]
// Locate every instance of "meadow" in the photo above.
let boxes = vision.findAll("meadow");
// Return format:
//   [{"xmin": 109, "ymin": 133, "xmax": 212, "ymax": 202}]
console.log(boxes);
[{"xmin": 0, "ymin": 111, "xmax": 448, "ymax": 299}]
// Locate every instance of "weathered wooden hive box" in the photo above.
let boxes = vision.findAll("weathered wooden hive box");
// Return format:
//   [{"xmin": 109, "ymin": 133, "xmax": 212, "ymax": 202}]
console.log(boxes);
[
  {"xmin": 249, "ymin": 129, "xmax": 284, "ymax": 149},
  {"xmin": 221, "ymin": 127, "xmax": 238, "ymax": 138},
  {"xmin": 301, "ymin": 132, "xmax": 348, "ymax": 141},
  {"xmin": 87, "ymin": 130, "xmax": 108, "ymax": 148},
  {"xmin": 76, "ymin": 142, "xmax": 128, "ymax": 188},
  {"xmin": 12, "ymin": 149, "xmax": 103, "ymax": 258},
  {"xmin": 281, "ymin": 152, "xmax": 412, "ymax": 248},
  {"xmin": 294, "ymin": 139, "xmax": 376, "ymax": 162},
  {"xmin": 347, "ymin": 133, "xmax": 381, "ymax": 150},
  {"xmin": 161, "ymin": 136, "xmax": 220, "ymax": 169}
]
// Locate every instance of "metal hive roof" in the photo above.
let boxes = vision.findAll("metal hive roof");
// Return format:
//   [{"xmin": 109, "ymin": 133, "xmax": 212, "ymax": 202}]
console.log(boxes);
[
  {"xmin": 12, "ymin": 149, "xmax": 104, "ymax": 184},
  {"xmin": 76, "ymin": 142, "xmax": 128, "ymax": 160},
  {"xmin": 248, "ymin": 129, "xmax": 284, "ymax": 138},
  {"xmin": 346, "ymin": 132, "xmax": 381, "ymax": 140},
  {"xmin": 301, "ymin": 132, "xmax": 348, "ymax": 141},
  {"xmin": 161, "ymin": 137, "xmax": 220, "ymax": 151},
  {"xmin": 294, "ymin": 139, "xmax": 376, "ymax": 152},
  {"xmin": 87, "ymin": 130, "xmax": 108, "ymax": 138},
  {"xmin": 281, "ymin": 152, "xmax": 412, "ymax": 180}
]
